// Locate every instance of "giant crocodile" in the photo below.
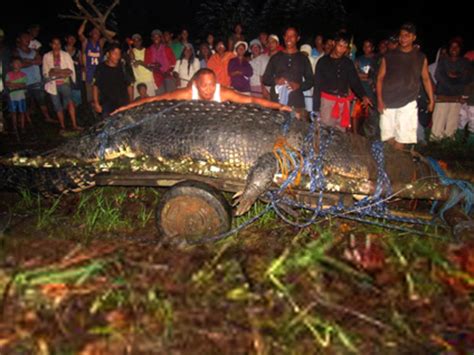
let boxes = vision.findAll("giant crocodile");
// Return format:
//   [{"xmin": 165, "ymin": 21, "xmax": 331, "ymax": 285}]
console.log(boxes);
[{"xmin": 0, "ymin": 100, "xmax": 471, "ymax": 218}]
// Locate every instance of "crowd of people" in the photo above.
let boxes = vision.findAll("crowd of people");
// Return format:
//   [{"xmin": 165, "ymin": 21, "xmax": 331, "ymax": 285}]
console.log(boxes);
[{"xmin": 0, "ymin": 21, "xmax": 473, "ymax": 150}]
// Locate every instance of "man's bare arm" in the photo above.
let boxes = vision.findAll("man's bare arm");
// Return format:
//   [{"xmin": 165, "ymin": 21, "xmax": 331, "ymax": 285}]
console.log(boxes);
[
  {"xmin": 221, "ymin": 87, "xmax": 291, "ymax": 112},
  {"xmin": 421, "ymin": 58, "xmax": 434, "ymax": 112},
  {"xmin": 111, "ymin": 87, "xmax": 192, "ymax": 115},
  {"xmin": 78, "ymin": 20, "xmax": 88, "ymax": 45},
  {"xmin": 92, "ymin": 85, "xmax": 102, "ymax": 113},
  {"xmin": 376, "ymin": 58, "xmax": 386, "ymax": 114}
]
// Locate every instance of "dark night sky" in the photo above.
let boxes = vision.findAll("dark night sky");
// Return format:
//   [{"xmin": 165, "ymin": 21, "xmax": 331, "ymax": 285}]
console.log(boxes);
[{"xmin": 0, "ymin": 0, "xmax": 471, "ymax": 61}]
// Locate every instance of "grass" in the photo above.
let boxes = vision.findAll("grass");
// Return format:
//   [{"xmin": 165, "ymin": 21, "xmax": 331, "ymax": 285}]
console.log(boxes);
[
  {"xmin": 233, "ymin": 199, "xmax": 277, "ymax": 229},
  {"xmin": 137, "ymin": 203, "xmax": 154, "ymax": 228},
  {"xmin": 88, "ymin": 283, "xmax": 175, "ymax": 339},
  {"xmin": 36, "ymin": 194, "xmax": 63, "ymax": 229},
  {"xmin": 74, "ymin": 188, "xmax": 131, "ymax": 234},
  {"xmin": 263, "ymin": 228, "xmax": 361, "ymax": 351},
  {"xmin": 14, "ymin": 259, "xmax": 106, "ymax": 288},
  {"xmin": 17, "ymin": 188, "xmax": 35, "ymax": 209}
]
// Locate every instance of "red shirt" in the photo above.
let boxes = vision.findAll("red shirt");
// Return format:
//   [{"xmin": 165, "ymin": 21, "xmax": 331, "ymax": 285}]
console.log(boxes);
[{"xmin": 145, "ymin": 44, "xmax": 176, "ymax": 88}]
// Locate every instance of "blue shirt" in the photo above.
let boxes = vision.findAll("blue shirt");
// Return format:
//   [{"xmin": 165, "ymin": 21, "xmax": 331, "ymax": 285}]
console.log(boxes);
[{"xmin": 18, "ymin": 48, "xmax": 41, "ymax": 85}]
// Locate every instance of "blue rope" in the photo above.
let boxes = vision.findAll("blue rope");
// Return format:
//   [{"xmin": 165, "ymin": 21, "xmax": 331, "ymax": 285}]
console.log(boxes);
[
  {"xmin": 426, "ymin": 157, "xmax": 473, "ymax": 220},
  {"xmin": 175, "ymin": 110, "xmax": 473, "ymax": 245},
  {"xmin": 281, "ymin": 110, "xmax": 295, "ymax": 135}
]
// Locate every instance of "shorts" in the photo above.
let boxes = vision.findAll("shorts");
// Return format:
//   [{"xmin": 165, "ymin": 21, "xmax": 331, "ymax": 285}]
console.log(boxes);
[
  {"xmin": 26, "ymin": 87, "xmax": 47, "ymax": 107},
  {"xmin": 380, "ymin": 100, "xmax": 418, "ymax": 144},
  {"xmin": 8, "ymin": 99, "xmax": 27, "ymax": 113},
  {"xmin": 71, "ymin": 89, "xmax": 82, "ymax": 106},
  {"xmin": 50, "ymin": 84, "xmax": 72, "ymax": 112}
]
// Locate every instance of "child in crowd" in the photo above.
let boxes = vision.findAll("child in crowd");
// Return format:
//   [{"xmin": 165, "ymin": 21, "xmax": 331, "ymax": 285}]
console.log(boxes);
[
  {"xmin": 134, "ymin": 83, "xmax": 149, "ymax": 101},
  {"xmin": 5, "ymin": 57, "xmax": 27, "ymax": 135}
]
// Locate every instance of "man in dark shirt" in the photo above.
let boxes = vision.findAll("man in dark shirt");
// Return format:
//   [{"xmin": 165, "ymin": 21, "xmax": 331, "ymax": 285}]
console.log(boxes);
[
  {"xmin": 376, "ymin": 23, "xmax": 434, "ymax": 150},
  {"xmin": 313, "ymin": 32, "xmax": 372, "ymax": 131},
  {"xmin": 262, "ymin": 27, "xmax": 313, "ymax": 114},
  {"xmin": 92, "ymin": 43, "xmax": 133, "ymax": 118},
  {"xmin": 431, "ymin": 38, "xmax": 471, "ymax": 140}
]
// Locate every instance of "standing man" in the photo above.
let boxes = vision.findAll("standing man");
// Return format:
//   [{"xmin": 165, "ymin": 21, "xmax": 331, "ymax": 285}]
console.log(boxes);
[
  {"xmin": 145, "ymin": 29, "xmax": 176, "ymax": 95},
  {"xmin": 430, "ymin": 38, "xmax": 471, "ymax": 140},
  {"xmin": 376, "ymin": 23, "xmax": 434, "ymax": 150},
  {"xmin": 92, "ymin": 44, "xmax": 133, "ymax": 118},
  {"xmin": 355, "ymin": 39, "xmax": 378, "ymax": 136},
  {"xmin": 43, "ymin": 37, "xmax": 81, "ymax": 131},
  {"xmin": 313, "ymin": 32, "xmax": 372, "ymax": 130},
  {"xmin": 262, "ymin": 27, "xmax": 313, "ymax": 115},
  {"xmin": 16, "ymin": 32, "xmax": 54, "ymax": 124},
  {"xmin": 78, "ymin": 20, "xmax": 106, "ymax": 105}
]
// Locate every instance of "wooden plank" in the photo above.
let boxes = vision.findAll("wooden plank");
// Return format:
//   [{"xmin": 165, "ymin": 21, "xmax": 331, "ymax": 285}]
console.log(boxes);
[
  {"xmin": 95, "ymin": 171, "xmax": 246, "ymax": 192},
  {"xmin": 94, "ymin": 171, "xmax": 453, "ymax": 205}
]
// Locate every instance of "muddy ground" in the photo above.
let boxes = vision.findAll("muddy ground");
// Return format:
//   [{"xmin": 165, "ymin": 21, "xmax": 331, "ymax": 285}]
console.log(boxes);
[{"xmin": 0, "ymin": 113, "xmax": 473, "ymax": 354}]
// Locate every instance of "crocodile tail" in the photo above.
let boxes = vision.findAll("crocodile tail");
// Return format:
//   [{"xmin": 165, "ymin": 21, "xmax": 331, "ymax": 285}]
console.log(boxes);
[{"xmin": 0, "ymin": 164, "xmax": 97, "ymax": 196}]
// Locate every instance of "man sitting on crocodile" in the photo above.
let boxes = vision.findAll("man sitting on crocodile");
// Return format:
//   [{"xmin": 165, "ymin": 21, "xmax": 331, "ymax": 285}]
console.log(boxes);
[{"xmin": 112, "ymin": 68, "xmax": 293, "ymax": 115}]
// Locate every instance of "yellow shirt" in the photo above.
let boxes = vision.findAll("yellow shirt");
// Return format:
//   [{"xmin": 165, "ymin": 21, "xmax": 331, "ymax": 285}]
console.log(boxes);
[{"xmin": 131, "ymin": 48, "xmax": 153, "ymax": 84}]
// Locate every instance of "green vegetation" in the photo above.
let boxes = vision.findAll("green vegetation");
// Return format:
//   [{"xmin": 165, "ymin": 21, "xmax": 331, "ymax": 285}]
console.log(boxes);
[{"xmin": 1, "ymin": 186, "xmax": 472, "ymax": 353}]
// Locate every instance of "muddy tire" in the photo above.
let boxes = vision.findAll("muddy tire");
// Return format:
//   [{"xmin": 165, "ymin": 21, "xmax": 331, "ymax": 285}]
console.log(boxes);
[{"xmin": 155, "ymin": 180, "xmax": 232, "ymax": 243}]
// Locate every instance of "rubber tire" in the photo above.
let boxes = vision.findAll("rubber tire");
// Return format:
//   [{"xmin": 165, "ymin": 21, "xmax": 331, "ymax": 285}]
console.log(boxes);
[{"xmin": 155, "ymin": 180, "xmax": 232, "ymax": 243}]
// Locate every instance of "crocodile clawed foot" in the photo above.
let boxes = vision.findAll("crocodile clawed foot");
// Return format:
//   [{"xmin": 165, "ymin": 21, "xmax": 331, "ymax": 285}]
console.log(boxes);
[{"xmin": 234, "ymin": 197, "xmax": 255, "ymax": 216}]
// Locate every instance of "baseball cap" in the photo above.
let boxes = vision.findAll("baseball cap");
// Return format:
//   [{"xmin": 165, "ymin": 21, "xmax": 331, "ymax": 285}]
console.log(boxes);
[
  {"xmin": 131, "ymin": 33, "xmax": 142, "ymax": 40},
  {"xmin": 300, "ymin": 44, "xmax": 312, "ymax": 56},
  {"xmin": 268, "ymin": 34, "xmax": 279, "ymax": 44},
  {"xmin": 249, "ymin": 39, "xmax": 262, "ymax": 49},
  {"xmin": 151, "ymin": 29, "xmax": 162, "ymax": 37},
  {"xmin": 234, "ymin": 41, "xmax": 248, "ymax": 54}
]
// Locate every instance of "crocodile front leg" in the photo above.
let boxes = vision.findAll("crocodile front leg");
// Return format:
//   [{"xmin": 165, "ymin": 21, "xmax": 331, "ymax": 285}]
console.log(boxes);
[{"xmin": 234, "ymin": 153, "xmax": 277, "ymax": 216}]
